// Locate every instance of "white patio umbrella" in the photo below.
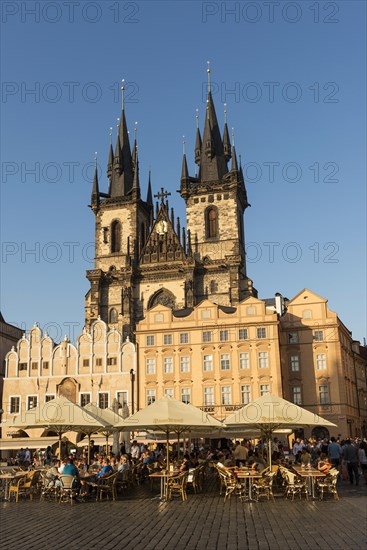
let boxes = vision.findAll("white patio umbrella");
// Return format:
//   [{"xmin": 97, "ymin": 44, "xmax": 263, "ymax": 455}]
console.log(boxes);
[
  {"xmin": 2, "ymin": 395, "xmax": 110, "ymax": 463},
  {"xmin": 83, "ymin": 403, "xmax": 125, "ymax": 452},
  {"xmin": 114, "ymin": 396, "xmax": 224, "ymax": 467},
  {"xmin": 225, "ymin": 394, "xmax": 336, "ymax": 468}
]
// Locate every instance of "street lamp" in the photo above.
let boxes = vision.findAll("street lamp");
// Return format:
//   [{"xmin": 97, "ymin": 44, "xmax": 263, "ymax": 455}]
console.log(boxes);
[{"xmin": 130, "ymin": 368, "xmax": 135, "ymax": 414}]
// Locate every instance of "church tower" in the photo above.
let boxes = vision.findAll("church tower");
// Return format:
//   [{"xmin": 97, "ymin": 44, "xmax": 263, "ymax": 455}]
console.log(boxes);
[
  {"xmin": 86, "ymin": 70, "xmax": 256, "ymax": 339},
  {"xmin": 85, "ymin": 82, "xmax": 153, "ymax": 339},
  {"xmin": 180, "ymin": 65, "xmax": 256, "ymax": 306}
]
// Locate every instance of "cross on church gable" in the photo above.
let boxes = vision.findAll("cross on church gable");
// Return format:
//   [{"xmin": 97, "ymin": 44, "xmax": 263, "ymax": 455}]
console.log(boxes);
[{"xmin": 154, "ymin": 187, "xmax": 171, "ymax": 204}]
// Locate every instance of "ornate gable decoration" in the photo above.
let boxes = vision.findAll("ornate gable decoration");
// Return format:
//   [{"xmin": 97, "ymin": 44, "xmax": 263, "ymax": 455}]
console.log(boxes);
[{"xmin": 140, "ymin": 204, "xmax": 185, "ymax": 265}]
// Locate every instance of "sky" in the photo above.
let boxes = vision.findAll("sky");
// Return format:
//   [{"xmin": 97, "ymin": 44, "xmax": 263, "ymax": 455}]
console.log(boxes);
[{"xmin": 1, "ymin": 0, "xmax": 366, "ymax": 344}]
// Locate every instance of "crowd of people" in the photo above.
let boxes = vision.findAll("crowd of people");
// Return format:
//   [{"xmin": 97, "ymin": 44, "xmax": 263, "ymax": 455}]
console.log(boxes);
[{"xmin": 10, "ymin": 434, "xmax": 367, "ymax": 491}]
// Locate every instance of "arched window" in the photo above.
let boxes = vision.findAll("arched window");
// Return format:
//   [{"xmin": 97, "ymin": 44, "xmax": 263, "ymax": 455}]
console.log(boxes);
[
  {"xmin": 206, "ymin": 207, "xmax": 218, "ymax": 239},
  {"xmin": 109, "ymin": 308, "xmax": 118, "ymax": 324},
  {"xmin": 111, "ymin": 220, "xmax": 121, "ymax": 253},
  {"xmin": 148, "ymin": 289, "xmax": 176, "ymax": 310}
]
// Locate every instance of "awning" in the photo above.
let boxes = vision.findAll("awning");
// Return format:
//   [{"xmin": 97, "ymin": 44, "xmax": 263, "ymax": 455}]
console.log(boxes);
[{"xmin": 0, "ymin": 437, "xmax": 59, "ymax": 451}]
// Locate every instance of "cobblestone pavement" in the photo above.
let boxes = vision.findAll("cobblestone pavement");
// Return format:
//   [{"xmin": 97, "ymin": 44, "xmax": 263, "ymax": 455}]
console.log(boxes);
[{"xmin": 0, "ymin": 476, "xmax": 366, "ymax": 550}]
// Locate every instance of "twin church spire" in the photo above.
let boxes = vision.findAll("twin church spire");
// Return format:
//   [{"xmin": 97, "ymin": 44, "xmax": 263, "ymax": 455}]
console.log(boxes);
[{"xmin": 91, "ymin": 66, "xmax": 247, "ymax": 211}]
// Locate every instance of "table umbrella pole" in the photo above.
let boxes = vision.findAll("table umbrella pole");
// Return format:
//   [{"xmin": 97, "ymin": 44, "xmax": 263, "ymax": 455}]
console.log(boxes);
[
  {"xmin": 87, "ymin": 433, "xmax": 91, "ymax": 466},
  {"xmin": 58, "ymin": 432, "xmax": 62, "ymax": 459},
  {"xmin": 268, "ymin": 435, "xmax": 272, "ymax": 470},
  {"xmin": 166, "ymin": 429, "xmax": 170, "ymax": 470}
]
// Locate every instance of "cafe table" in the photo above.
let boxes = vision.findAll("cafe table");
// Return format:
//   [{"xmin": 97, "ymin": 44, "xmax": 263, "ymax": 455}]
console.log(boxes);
[
  {"xmin": 292, "ymin": 465, "xmax": 325, "ymax": 499},
  {"xmin": 234, "ymin": 470, "xmax": 263, "ymax": 501},
  {"xmin": 149, "ymin": 470, "xmax": 180, "ymax": 501},
  {"xmin": 0, "ymin": 472, "xmax": 27, "ymax": 501}
]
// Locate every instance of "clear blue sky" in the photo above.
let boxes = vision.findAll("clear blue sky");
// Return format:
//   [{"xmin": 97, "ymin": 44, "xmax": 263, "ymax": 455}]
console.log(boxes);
[{"xmin": 1, "ymin": 1, "xmax": 366, "ymax": 343}]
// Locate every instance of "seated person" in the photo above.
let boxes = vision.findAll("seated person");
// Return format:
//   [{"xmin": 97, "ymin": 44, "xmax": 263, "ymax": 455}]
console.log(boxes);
[
  {"xmin": 300, "ymin": 449, "xmax": 311, "ymax": 465},
  {"xmin": 317, "ymin": 454, "xmax": 332, "ymax": 474},
  {"xmin": 45, "ymin": 459, "xmax": 61, "ymax": 487},
  {"xmin": 95, "ymin": 458, "xmax": 113, "ymax": 479},
  {"xmin": 62, "ymin": 458, "xmax": 80, "ymax": 477},
  {"xmin": 118, "ymin": 455, "xmax": 130, "ymax": 479}
]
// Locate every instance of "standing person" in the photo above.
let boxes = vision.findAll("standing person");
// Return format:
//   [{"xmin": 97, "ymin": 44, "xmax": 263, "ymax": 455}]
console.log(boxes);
[
  {"xmin": 131, "ymin": 440, "xmax": 140, "ymax": 462},
  {"xmin": 44, "ymin": 446, "xmax": 52, "ymax": 466},
  {"xmin": 343, "ymin": 439, "xmax": 360, "ymax": 485},
  {"xmin": 23, "ymin": 447, "xmax": 31, "ymax": 468},
  {"xmin": 233, "ymin": 440, "xmax": 248, "ymax": 467},
  {"xmin": 358, "ymin": 441, "xmax": 367, "ymax": 485},
  {"xmin": 292, "ymin": 438, "xmax": 303, "ymax": 459},
  {"xmin": 328, "ymin": 437, "xmax": 342, "ymax": 469}
]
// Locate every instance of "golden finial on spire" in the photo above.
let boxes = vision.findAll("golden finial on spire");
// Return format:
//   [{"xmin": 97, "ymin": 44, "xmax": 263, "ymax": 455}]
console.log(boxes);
[
  {"xmin": 224, "ymin": 103, "xmax": 227, "ymax": 124},
  {"xmin": 196, "ymin": 108, "xmax": 199, "ymax": 129},
  {"xmin": 94, "ymin": 152, "xmax": 98, "ymax": 168},
  {"xmin": 121, "ymin": 79, "xmax": 125, "ymax": 110},
  {"xmin": 183, "ymin": 136, "xmax": 186, "ymax": 155},
  {"xmin": 109, "ymin": 127, "xmax": 113, "ymax": 146},
  {"xmin": 207, "ymin": 61, "xmax": 211, "ymax": 93},
  {"xmin": 134, "ymin": 121, "xmax": 138, "ymax": 140},
  {"xmin": 117, "ymin": 117, "xmax": 120, "ymax": 130},
  {"xmin": 231, "ymin": 128, "xmax": 235, "ymax": 147}
]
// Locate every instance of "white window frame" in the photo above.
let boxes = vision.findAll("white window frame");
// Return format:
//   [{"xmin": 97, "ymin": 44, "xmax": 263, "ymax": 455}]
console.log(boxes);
[
  {"xmin": 146, "ymin": 357, "xmax": 156, "ymax": 374},
  {"xmin": 80, "ymin": 392, "xmax": 91, "ymax": 407},
  {"xmin": 45, "ymin": 394, "xmax": 56, "ymax": 403},
  {"xmin": 116, "ymin": 390, "xmax": 128, "ymax": 407},
  {"xmin": 220, "ymin": 353, "xmax": 230, "ymax": 370},
  {"xmin": 98, "ymin": 391, "xmax": 109, "ymax": 409},
  {"xmin": 203, "ymin": 354, "xmax": 213, "ymax": 371},
  {"xmin": 239, "ymin": 328, "xmax": 248, "ymax": 340},
  {"xmin": 9, "ymin": 395, "xmax": 21, "ymax": 414},
  {"xmin": 147, "ymin": 389, "xmax": 156, "ymax": 405},
  {"xmin": 260, "ymin": 384, "xmax": 270, "ymax": 396},
  {"xmin": 163, "ymin": 334, "xmax": 173, "ymax": 345},
  {"xmin": 316, "ymin": 354, "xmax": 327, "ymax": 370},
  {"xmin": 292, "ymin": 386, "xmax": 302, "ymax": 405},
  {"xmin": 256, "ymin": 327, "xmax": 266, "ymax": 339},
  {"xmin": 181, "ymin": 387, "xmax": 191, "ymax": 404},
  {"xmin": 290, "ymin": 355, "xmax": 300, "ymax": 371},
  {"xmin": 204, "ymin": 386, "xmax": 214, "ymax": 406},
  {"xmin": 220, "ymin": 329, "xmax": 229, "ymax": 342},
  {"xmin": 180, "ymin": 333, "xmax": 189, "ymax": 344},
  {"xmin": 202, "ymin": 331, "xmax": 212, "ymax": 343},
  {"xmin": 239, "ymin": 352, "xmax": 250, "ymax": 370},
  {"xmin": 258, "ymin": 351, "xmax": 269, "ymax": 369},
  {"xmin": 146, "ymin": 335, "xmax": 155, "ymax": 346},
  {"xmin": 27, "ymin": 395, "xmax": 38, "ymax": 410},
  {"xmin": 319, "ymin": 385, "xmax": 330, "ymax": 404},
  {"xmin": 180, "ymin": 356, "xmax": 190, "ymax": 373},
  {"xmin": 163, "ymin": 356, "xmax": 174, "ymax": 374},
  {"xmin": 241, "ymin": 385, "xmax": 251, "ymax": 405},
  {"xmin": 314, "ymin": 330, "xmax": 324, "ymax": 342},
  {"xmin": 164, "ymin": 388, "xmax": 174, "ymax": 398},
  {"xmin": 221, "ymin": 386, "xmax": 232, "ymax": 405},
  {"xmin": 288, "ymin": 332, "xmax": 298, "ymax": 344}
]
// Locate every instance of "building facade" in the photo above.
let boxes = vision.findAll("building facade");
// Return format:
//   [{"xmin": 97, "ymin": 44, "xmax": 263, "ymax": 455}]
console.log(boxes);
[{"xmin": 1, "ymin": 77, "xmax": 366, "ymax": 447}]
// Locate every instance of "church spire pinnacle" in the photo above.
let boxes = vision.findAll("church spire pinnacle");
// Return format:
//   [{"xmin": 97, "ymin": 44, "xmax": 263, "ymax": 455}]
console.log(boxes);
[
  {"xmin": 91, "ymin": 152, "xmax": 100, "ymax": 212},
  {"xmin": 231, "ymin": 128, "xmax": 239, "ymax": 171},
  {"xmin": 195, "ymin": 109, "xmax": 202, "ymax": 165},
  {"xmin": 207, "ymin": 61, "xmax": 211, "ymax": 93},
  {"xmin": 223, "ymin": 103, "xmax": 231, "ymax": 162},
  {"xmin": 132, "ymin": 143, "xmax": 140, "ymax": 199}
]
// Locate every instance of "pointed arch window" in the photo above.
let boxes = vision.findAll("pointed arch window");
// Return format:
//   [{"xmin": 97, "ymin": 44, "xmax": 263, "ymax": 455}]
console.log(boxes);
[
  {"xmin": 109, "ymin": 308, "xmax": 118, "ymax": 324},
  {"xmin": 111, "ymin": 220, "xmax": 121, "ymax": 253},
  {"xmin": 206, "ymin": 207, "xmax": 218, "ymax": 239}
]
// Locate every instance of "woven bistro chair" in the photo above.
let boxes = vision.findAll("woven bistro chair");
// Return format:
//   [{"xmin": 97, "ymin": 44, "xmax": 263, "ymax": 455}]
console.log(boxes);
[
  {"xmin": 317, "ymin": 469, "xmax": 339, "ymax": 500},
  {"xmin": 282, "ymin": 469, "xmax": 308, "ymax": 500},
  {"xmin": 166, "ymin": 471, "xmax": 188, "ymax": 501},
  {"xmin": 58, "ymin": 475, "xmax": 79, "ymax": 504},
  {"xmin": 215, "ymin": 466, "xmax": 242, "ymax": 502},
  {"xmin": 95, "ymin": 472, "xmax": 118, "ymax": 501},
  {"xmin": 252, "ymin": 471, "xmax": 276, "ymax": 502},
  {"xmin": 9, "ymin": 470, "xmax": 40, "ymax": 502}
]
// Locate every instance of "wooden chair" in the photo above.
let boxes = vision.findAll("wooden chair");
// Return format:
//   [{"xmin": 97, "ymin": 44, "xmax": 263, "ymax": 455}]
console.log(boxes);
[
  {"xmin": 40, "ymin": 471, "xmax": 59, "ymax": 501},
  {"xmin": 9, "ymin": 471, "xmax": 40, "ymax": 502},
  {"xmin": 95, "ymin": 472, "xmax": 118, "ymax": 501},
  {"xmin": 166, "ymin": 471, "xmax": 188, "ymax": 501},
  {"xmin": 186, "ymin": 466, "xmax": 202, "ymax": 494},
  {"xmin": 252, "ymin": 472, "xmax": 276, "ymax": 502},
  {"xmin": 215, "ymin": 466, "xmax": 241, "ymax": 502},
  {"xmin": 317, "ymin": 470, "xmax": 339, "ymax": 500}
]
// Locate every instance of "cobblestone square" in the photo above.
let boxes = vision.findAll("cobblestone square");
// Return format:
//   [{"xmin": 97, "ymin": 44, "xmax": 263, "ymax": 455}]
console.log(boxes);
[{"xmin": 0, "ymin": 476, "xmax": 366, "ymax": 550}]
